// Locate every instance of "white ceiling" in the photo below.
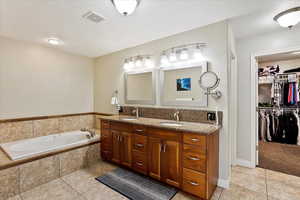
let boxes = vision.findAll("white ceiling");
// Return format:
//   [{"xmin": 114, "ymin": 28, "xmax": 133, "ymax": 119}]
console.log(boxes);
[
  {"xmin": 230, "ymin": 0, "xmax": 300, "ymax": 40},
  {"xmin": 0, "ymin": 0, "xmax": 291, "ymax": 57}
]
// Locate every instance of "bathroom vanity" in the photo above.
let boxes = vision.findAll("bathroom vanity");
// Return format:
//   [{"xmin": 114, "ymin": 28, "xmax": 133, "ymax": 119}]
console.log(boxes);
[{"xmin": 100, "ymin": 115, "xmax": 220, "ymax": 200}]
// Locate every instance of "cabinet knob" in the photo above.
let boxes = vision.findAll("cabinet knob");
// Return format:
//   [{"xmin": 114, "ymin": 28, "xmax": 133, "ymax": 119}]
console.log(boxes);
[
  {"xmin": 188, "ymin": 181, "xmax": 199, "ymax": 186},
  {"xmin": 187, "ymin": 156, "xmax": 200, "ymax": 161}
]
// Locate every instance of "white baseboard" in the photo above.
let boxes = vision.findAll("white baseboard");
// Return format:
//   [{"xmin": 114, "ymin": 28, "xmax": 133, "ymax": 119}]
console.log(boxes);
[
  {"xmin": 217, "ymin": 179, "xmax": 229, "ymax": 189},
  {"xmin": 235, "ymin": 159, "xmax": 253, "ymax": 168}
]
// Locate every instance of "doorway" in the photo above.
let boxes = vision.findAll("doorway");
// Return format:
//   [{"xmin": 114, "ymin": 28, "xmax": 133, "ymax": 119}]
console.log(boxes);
[{"xmin": 251, "ymin": 48, "xmax": 300, "ymax": 176}]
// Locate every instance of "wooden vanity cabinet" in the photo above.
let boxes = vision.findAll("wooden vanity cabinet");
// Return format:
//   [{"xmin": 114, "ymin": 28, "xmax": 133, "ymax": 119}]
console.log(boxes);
[{"xmin": 100, "ymin": 120, "xmax": 219, "ymax": 200}]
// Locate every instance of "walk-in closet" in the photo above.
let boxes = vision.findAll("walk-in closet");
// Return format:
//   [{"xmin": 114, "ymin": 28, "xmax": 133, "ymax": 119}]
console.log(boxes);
[{"xmin": 257, "ymin": 52, "xmax": 300, "ymax": 177}]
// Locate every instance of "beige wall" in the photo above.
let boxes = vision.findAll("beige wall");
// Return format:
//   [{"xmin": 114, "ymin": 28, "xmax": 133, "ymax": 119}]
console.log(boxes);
[
  {"xmin": 0, "ymin": 36, "xmax": 94, "ymax": 119},
  {"xmin": 94, "ymin": 21, "xmax": 231, "ymax": 184}
]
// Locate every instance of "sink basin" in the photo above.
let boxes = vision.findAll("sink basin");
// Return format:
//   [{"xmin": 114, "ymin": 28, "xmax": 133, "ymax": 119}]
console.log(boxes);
[
  {"xmin": 160, "ymin": 121, "xmax": 183, "ymax": 127},
  {"xmin": 120, "ymin": 117, "xmax": 137, "ymax": 121}
]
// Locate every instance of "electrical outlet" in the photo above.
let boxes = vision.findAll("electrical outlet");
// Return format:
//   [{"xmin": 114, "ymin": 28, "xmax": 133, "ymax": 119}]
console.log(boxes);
[{"xmin": 207, "ymin": 112, "xmax": 216, "ymax": 121}]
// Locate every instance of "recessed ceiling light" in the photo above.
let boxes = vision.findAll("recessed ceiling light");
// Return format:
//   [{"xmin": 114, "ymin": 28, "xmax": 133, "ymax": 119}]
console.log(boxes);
[
  {"xmin": 111, "ymin": 0, "xmax": 140, "ymax": 16},
  {"xmin": 47, "ymin": 38, "xmax": 63, "ymax": 45},
  {"xmin": 274, "ymin": 7, "xmax": 300, "ymax": 28}
]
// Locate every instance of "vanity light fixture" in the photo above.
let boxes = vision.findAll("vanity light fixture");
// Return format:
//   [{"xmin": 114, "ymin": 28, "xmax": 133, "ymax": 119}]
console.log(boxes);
[
  {"xmin": 193, "ymin": 45, "xmax": 205, "ymax": 61},
  {"xmin": 291, "ymin": 51, "xmax": 300, "ymax": 55},
  {"xmin": 274, "ymin": 7, "xmax": 300, "ymax": 28},
  {"xmin": 145, "ymin": 56, "xmax": 154, "ymax": 68},
  {"xmin": 111, "ymin": 0, "xmax": 140, "ymax": 16},
  {"xmin": 160, "ymin": 52, "xmax": 170, "ymax": 65},
  {"xmin": 160, "ymin": 43, "xmax": 206, "ymax": 67},
  {"xmin": 180, "ymin": 48, "xmax": 189, "ymax": 60},
  {"xmin": 169, "ymin": 49, "xmax": 177, "ymax": 62},
  {"xmin": 123, "ymin": 55, "xmax": 154, "ymax": 72},
  {"xmin": 135, "ymin": 57, "xmax": 142, "ymax": 67}
]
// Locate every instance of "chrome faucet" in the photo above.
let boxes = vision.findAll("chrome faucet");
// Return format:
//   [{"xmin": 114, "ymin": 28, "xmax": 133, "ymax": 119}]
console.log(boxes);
[
  {"xmin": 174, "ymin": 111, "xmax": 180, "ymax": 122},
  {"xmin": 132, "ymin": 107, "xmax": 139, "ymax": 118},
  {"xmin": 81, "ymin": 128, "xmax": 96, "ymax": 138}
]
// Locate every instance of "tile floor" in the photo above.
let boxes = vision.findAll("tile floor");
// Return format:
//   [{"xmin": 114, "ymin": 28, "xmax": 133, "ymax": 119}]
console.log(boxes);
[{"xmin": 8, "ymin": 161, "xmax": 300, "ymax": 200}]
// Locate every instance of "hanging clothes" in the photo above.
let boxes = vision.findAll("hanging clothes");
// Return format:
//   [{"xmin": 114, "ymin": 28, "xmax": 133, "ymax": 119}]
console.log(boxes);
[{"xmin": 258, "ymin": 110, "xmax": 299, "ymax": 145}]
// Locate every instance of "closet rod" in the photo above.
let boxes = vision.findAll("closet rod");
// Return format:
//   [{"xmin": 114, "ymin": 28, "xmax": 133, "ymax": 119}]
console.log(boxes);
[{"xmin": 257, "ymin": 107, "xmax": 300, "ymax": 111}]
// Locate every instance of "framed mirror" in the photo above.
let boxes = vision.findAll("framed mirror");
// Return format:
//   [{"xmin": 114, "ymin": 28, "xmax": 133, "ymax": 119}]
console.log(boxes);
[
  {"xmin": 124, "ymin": 70, "xmax": 156, "ymax": 105},
  {"xmin": 160, "ymin": 62, "xmax": 208, "ymax": 107}
]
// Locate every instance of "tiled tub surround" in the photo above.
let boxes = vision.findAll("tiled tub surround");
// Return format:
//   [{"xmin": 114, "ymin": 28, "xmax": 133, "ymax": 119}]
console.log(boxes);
[
  {"xmin": 120, "ymin": 106, "xmax": 223, "ymax": 125},
  {"xmin": 1, "ymin": 131, "xmax": 100, "ymax": 161},
  {"xmin": 0, "ymin": 114, "xmax": 96, "ymax": 144},
  {"xmin": 0, "ymin": 143, "xmax": 100, "ymax": 200},
  {"xmin": 0, "ymin": 113, "xmax": 101, "ymax": 200}
]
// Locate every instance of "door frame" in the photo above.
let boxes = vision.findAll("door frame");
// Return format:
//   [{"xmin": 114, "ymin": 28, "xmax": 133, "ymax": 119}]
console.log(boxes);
[{"xmin": 250, "ymin": 45, "xmax": 300, "ymax": 168}]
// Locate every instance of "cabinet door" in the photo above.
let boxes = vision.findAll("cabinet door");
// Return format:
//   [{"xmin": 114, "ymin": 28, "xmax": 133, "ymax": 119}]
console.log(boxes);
[
  {"xmin": 112, "ymin": 130, "xmax": 121, "ymax": 164},
  {"xmin": 100, "ymin": 129, "xmax": 112, "ymax": 160},
  {"xmin": 162, "ymin": 140, "xmax": 181, "ymax": 188},
  {"xmin": 148, "ymin": 137, "xmax": 162, "ymax": 180},
  {"xmin": 120, "ymin": 131, "xmax": 132, "ymax": 167}
]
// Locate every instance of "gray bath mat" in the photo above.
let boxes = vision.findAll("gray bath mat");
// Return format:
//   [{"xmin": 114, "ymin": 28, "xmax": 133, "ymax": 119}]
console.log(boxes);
[{"xmin": 95, "ymin": 168, "xmax": 178, "ymax": 200}]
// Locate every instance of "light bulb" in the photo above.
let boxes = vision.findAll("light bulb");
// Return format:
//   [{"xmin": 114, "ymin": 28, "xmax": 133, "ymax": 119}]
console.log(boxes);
[
  {"xmin": 180, "ymin": 48, "xmax": 189, "ymax": 60},
  {"xmin": 145, "ymin": 57, "xmax": 153, "ymax": 68},
  {"xmin": 111, "ymin": 0, "xmax": 139, "ymax": 16},
  {"xmin": 135, "ymin": 58, "xmax": 142, "ymax": 67},
  {"xmin": 193, "ymin": 47, "xmax": 205, "ymax": 61},
  {"xmin": 123, "ymin": 60, "xmax": 129, "ymax": 70},
  {"xmin": 128, "ymin": 59, "xmax": 134, "ymax": 68},
  {"xmin": 160, "ymin": 54, "xmax": 169, "ymax": 65},
  {"xmin": 169, "ymin": 51, "xmax": 177, "ymax": 62}
]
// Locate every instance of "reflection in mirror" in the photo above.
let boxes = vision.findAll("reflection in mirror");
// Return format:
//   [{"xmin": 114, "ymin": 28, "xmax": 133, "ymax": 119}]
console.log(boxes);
[
  {"xmin": 125, "ymin": 71, "xmax": 155, "ymax": 105},
  {"xmin": 161, "ymin": 65, "xmax": 208, "ymax": 107}
]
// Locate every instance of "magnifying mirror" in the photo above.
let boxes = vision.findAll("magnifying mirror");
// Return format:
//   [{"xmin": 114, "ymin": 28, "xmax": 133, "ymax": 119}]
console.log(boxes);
[{"xmin": 199, "ymin": 71, "xmax": 222, "ymax": 99}]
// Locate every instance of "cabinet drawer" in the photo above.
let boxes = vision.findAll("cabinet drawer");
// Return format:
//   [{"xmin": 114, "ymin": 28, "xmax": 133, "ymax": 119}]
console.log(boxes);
[
  {"xmin": 101, "ymin": 120, "xmax": 110, "ymax": 129},
  {"xmin": 132, "ymin": 150, "xmax": 147, "ymax": 174},
  {"xmin": 183, "ymin": 133, "xmax": 206, "ymax": 148},
  {"xmin": 132, "ymin": 134, "xmax": 147, "ymax": 152},
  {"xmin": 183, "ymin": 145, "xmax": 206, "ymax": 172},
  {"xmin": 111, "ymin": 122, "xmax": 132, "ymax": 132},
  {"xmin": 182, "ymin": 168, "xmax": 206, "ymax": 199}
]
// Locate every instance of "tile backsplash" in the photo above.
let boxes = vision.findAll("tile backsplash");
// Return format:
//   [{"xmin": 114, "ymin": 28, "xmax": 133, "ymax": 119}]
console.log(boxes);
[{"xmin": 120, "ymin": 106, "xmax": 223, "ymax": 125}]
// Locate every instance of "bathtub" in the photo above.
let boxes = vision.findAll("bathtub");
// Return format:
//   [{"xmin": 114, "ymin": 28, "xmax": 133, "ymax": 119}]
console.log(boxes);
[{"xmin": 0, "ymin": 130, "xmax": 100, "ymax": 161}]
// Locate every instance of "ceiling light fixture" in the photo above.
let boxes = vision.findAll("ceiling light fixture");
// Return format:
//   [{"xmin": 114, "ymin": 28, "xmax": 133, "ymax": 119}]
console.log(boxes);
[
  {"xmin": 274, "ymin": 7, "xmax": 300, "ymax": 28},
  {"xmin": 111, "ymin": 0, "xmax": 140, "ymax": 16},
  {"xmin": 47, "ymin": 37, "xmax": 62, "ymax": 45}
]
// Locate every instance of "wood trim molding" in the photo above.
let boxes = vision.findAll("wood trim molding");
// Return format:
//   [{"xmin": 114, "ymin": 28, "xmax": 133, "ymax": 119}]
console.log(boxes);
[{"xmin": 0, "ymin": 112, "xmax": 113, "ymax": 123}]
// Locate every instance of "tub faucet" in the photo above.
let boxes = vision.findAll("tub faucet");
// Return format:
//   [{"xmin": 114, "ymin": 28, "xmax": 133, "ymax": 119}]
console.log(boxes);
[
  {"xmin": 81, "ymin": 128, "xmax": 96, "ymax": 138},
  {"xmin": 174, "ymin": 111, "xmax": 180, "ymax": 122}
]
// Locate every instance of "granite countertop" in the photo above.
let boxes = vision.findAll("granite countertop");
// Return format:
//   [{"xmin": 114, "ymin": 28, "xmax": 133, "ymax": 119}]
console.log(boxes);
[{"xmin": 99, "ymin": 115, "xmax": 221, "ymax": 135}]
